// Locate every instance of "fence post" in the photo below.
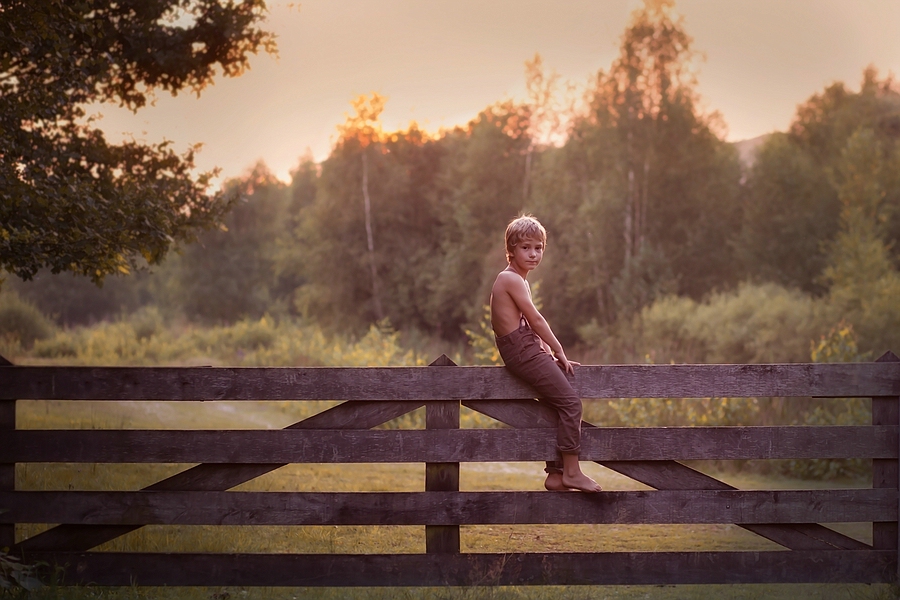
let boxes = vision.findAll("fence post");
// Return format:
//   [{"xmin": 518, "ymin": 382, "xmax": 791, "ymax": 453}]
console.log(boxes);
[
  {"xmin": 0, "ymin": 355, "xmax": 14, "ymax": 549},
  {"xmin": 872, "ymin": 351, "xmax": 899, "ymax": 578},
  {"xmin": 425, "ymin": 354, "xmax": 460, "ymax": 554}
]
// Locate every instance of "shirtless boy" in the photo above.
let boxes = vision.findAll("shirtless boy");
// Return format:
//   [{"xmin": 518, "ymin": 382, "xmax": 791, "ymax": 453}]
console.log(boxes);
[{"xmin": 490, "ymin": 215, "xmax": 602, "ymax": 493}]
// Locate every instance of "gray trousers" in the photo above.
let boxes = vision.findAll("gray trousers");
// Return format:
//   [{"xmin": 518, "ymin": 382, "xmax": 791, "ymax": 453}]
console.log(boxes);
[{"xmin": 495, "ymin": 320, "xmax": 583, "ymax": 473}]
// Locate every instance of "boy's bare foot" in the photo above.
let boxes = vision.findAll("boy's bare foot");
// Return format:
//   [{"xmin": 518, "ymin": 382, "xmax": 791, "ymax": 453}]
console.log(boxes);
[
  {"xmin": 544, "ymin": 472, "xmax": 575, "ymax": 491},
  {"xmin": 560, "ymin": 453, "xmax": 602, "ymax": 492},
  {"xmin": 561, "ymin": 472, "xmax": 603, "ymax": 493}
]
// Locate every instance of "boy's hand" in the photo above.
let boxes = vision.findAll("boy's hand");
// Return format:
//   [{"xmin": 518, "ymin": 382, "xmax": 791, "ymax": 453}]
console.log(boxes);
[
  {"xmin": 554, "ymin": 351, "xmax": 578, "ymax": 375},
  {"xmin": 552, "ymin": 355, "xmax": 581, "ymax": 368}
]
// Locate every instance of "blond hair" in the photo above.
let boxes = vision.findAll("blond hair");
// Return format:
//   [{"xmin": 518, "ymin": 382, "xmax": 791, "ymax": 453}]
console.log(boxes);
[{"xmin": 505, "ymin": 215, "xmax": 547, "ymax": 262}]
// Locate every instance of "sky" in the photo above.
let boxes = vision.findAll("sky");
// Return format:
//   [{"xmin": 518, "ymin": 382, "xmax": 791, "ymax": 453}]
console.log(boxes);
[{"xmin": 94, "ymin": 0, "xmax": 900, "ymax": 185}]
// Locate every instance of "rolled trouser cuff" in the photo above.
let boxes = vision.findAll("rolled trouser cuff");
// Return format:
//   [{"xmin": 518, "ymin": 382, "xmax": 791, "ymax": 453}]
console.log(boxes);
[{"xmin": 544, "ymin": 461, "xmax": 563, "ymax": 474}]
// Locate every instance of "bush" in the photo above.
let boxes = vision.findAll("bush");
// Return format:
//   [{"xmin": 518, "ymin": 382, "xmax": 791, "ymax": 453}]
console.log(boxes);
[
  {"xmin": 129, "ymin": 306, "xmax": 164, "ymax": 341},
  {"xmin": 19, "ymin": 315, "xmax": 427, "ymax": 368},
  {"xmin": 0, "ymin": 292, "xmax": 56, "ymax": 350},
  {"xmin": 826, "ymin": 270, "xmax": 900, "ymax": 359},
  {"xmin": 778, "ymin": 323, "xmax": 871, "ymax": 480},
  {"xmin": 635, "ymin": 282, "xmax": 827, "ymax": 364},
  {"xmin": 32, "ymin": 334, "xmax": 79, "ymax": 359},
  {"xmin": 584, "ymin": 396, "xmax": 762, "ymax": 428},
  {"xmin": 0, "ymin": 550, "xmax": 44, "ymax": 596}
]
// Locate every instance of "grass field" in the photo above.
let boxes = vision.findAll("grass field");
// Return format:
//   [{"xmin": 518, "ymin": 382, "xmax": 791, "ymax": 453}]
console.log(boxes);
[{"xmin": 8, "ymin": 399, "xmax": 893, "ymax": 600}]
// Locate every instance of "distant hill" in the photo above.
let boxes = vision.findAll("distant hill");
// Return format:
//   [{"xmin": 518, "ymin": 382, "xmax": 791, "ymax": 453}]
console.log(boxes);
[{"xmin": 732, "ymin": 133, "xmax": 771, "ymax": 169}]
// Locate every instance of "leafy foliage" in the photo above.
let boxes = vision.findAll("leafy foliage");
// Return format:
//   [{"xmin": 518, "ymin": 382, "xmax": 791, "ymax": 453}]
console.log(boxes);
[
  {"xmin": 28, "ymin": 312, "xmax": 424, "ymax": 367},
  {"xmin": 820, "ymin": 127, "xmax": 900, "ymax": 356},
  {"xmin": 281, "ymin": 2, "xmax": 742, "ymax": 345},
  {"xmin": 783, "ymin": 323, "xmax": 872, "ymax": 480},
  {"xmin": 0, "ymin": 291, "xmax": 57, "ymax": 349},
  {"xmin": 0, "ymin": 551, "xmax": 44, "ymax": 597},
  {"xmin": 734, "ymin": 133, "xmax": 839, "ymax": 293},
  {"xmin": 533, "ymin": 0, "xmax": 741, "ymax": 342},
  {"xmin": 736, "ymin": 68, "xmax": 900, "ymax": 291},
  {"xmin": 580, "ymin": 282, "xmax": 825, "ymax": 365},
  {"xmin": 0, "ymin": 0, "xmax": 274, "ymax": 283},
  {"xmin": 5, "ymin": 269, "xmax": 152, "ymax": 326},
  {"xmin": 464, "ymin": 305, "xmax": 502, "ymax": 366},
  {"xmin": 166, "ymin": 163, "xmax": 295, "ymax": 323},
  {"xmin": 285, "ymin": 97, "xmax": 528, "ymax": 338}
]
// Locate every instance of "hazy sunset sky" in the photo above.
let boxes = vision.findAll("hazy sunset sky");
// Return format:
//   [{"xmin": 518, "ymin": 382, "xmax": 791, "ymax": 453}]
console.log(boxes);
[{"xmin": 95, "ymin": 0, "xmax": 900, "ymax": 185}]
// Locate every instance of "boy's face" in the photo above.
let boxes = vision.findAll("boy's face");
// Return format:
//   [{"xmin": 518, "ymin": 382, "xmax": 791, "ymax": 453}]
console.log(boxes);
[{"xmin": 509, "ymin": 235, "xmax": 544, "ymax": 273}]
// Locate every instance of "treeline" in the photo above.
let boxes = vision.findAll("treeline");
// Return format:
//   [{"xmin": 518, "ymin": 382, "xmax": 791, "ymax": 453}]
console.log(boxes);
[{"xmin": 6, "ymin": 3, "xmax": 900, "ymax": 362}]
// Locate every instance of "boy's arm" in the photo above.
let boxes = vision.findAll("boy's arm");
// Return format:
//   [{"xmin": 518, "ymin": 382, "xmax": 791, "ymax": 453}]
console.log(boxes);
[{"xmin": 500, "ymin": 273, "xmax": 577, "ymax": 375}]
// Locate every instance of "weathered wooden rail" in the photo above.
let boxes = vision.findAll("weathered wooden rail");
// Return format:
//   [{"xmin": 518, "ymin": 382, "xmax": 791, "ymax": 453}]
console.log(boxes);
[{"xmin": 1, "ymin": 352, "xmax": 899, "ymax": 587}]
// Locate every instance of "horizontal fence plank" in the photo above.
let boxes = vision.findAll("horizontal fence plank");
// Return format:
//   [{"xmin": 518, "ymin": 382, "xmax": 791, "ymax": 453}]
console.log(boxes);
[
  {"xmin": 20, "ymin": 550, "xmax": 894, "ymax": 586},
  {"xmin": 2, "ymin": 362, "xmax": 899, "ymax": 401},
  {"xmin": 3, "ymin": 489, "xmax": 894, "ymax": 526},
  {"xmin": 5, "ymin": 426, "xmax": 894, "ymax": 463}
]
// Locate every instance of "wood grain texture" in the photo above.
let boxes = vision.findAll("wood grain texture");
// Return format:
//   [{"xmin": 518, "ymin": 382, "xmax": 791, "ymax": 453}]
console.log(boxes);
[
  {"xmin": 0, "ymin": 355, "xmax": 13, "ymax": 548},
  {"xmin": 464, "ymin": 398, "xmax": 870, "ymax": 551},
  {"xmin": 1, "ymin": 489, "xmax": 892, "ymax": 526},
  {"xmin": 0, "ymin": 400, "xmax": 16, "ymax": 548},
  {"xmin": 873, "ymin": 351, "xmax": 900, "ymax": 553},
  {"xmin": 425, "ymin": 354, "xmax": 460, "ymax": 554},
  {"xmin": 19, "ymin": 550, "xmax": 894, "ymax": 586},
  {"xmin": 13, "ymin": 400, "xmax": 423, "ymax": 552},
  {"xmin": 4, "ymin": 426, "xmax": 894, "ymax": 463},
  {"xmin": 2, "ymin": 362, "xmax": 898, "ymax": 400}
]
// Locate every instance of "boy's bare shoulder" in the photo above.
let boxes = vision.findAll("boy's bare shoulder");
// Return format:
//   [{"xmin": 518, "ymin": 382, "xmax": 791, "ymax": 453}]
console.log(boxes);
[
  {"xmin": 492, "ymin": 270, "xmax": 520, "ymax": 292},
  {"xmin": 494, "ymin": 269, "xmax": 520, "ymax": 284}
]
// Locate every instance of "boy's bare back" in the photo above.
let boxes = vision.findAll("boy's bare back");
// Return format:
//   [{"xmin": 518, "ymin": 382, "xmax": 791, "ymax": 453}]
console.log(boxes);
[{"xmin": 490, "ymin": 269, "xmax": 535, "ymax": 338}]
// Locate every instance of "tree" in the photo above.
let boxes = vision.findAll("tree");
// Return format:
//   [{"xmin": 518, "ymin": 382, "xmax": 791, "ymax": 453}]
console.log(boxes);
[
  {"xmin": 521, "ymin": 53, "xmax": 564, "ymax": 202},
  {"xmin": 737, "ymin": 68, "xmax": 900, "ymax": 291},
  {"xmin": 822, "ymin": 128, "xmax": 900, "ymax": 354},
  {"xmin": 427, "ymin": 101, "xmax": 533, "ymax": 338},
  {"xmin": 734, "ymin": 133, "xmax": 839, "ymax": 293},
  {"xmin": 167, "ymin": 163, "xmax": 291, "ymax": 323},
  {"xmin": 0, "ymin": 0, "xmax": 275, "ymax": 284},
  {"xmin": 534, "ymin": 0, "xmax": 741, "ymax": 341},
  {"xmin": 592, "ymin": 0, "xmax": 696, "ymax": 271},
  {"xmin": 338, "ymin": 93, "xmax": 388, "ymax": 320},
  {"xmin": 290, "ymin": 99, "xmax": 444, "ymax": 334}
]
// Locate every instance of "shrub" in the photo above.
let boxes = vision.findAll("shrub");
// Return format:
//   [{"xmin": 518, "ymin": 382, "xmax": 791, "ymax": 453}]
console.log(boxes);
[
  {"xmin": 779, "ymin": 323, "xmax": 871, "ymax": 480},
  {"xmin": 32, "ymin": 334, "xmax": 79, "ymax": 359},
  {"xmin": 129, "ymin": 306, "xmax": 164, "ymax": 341},
  {"xmin": 228, "ymin": 315, "xmax": 278, "ymax": 351},
  {"xmin": 464, "ymin": 305, "xmax": 501, "ymax": 366},
  {"xmin": 0, "ymin": 292, "xmax": 56, "ymax": 350},
  {"xmin": 636, "ymin": 282, "xmax": 826, "ymax": 364},
  {"xmin": 629, "ymin": 295, "xmax": 700, "ymax": 363},
  {"xmin": 20, "ymin": 315, "xmax": 426, "ymax": 368},
  {"xmin": 0, "ymin": 550, "xmax": 44, "ymax": 595}
]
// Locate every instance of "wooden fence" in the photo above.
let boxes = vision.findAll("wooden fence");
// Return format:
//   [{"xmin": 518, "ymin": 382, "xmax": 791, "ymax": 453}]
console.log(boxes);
[{"xmin": 1, "ymin": 352, "xmax": 899, "ymax": 587}]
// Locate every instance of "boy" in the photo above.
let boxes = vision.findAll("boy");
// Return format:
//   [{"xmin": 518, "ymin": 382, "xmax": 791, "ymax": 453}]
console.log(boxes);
[{"xmin": 490, "ymin": 215, "xmax": 602, "ymax": 493}]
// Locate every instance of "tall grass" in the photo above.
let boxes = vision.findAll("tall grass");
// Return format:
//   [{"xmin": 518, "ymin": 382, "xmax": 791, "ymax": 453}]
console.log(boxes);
[{"xmin": 19, "ymin": 313, "xmax": 430, "ymax": 367}]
